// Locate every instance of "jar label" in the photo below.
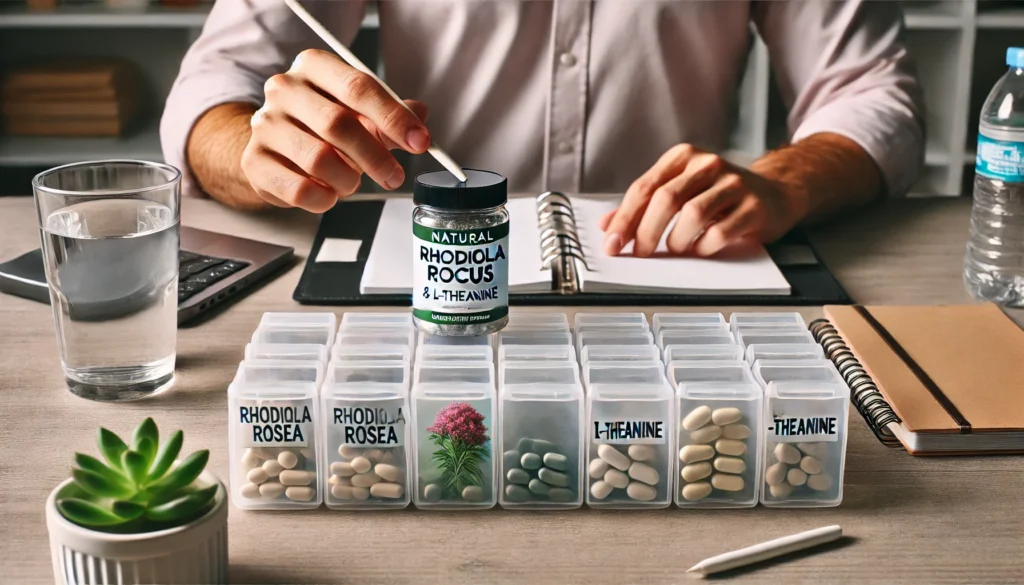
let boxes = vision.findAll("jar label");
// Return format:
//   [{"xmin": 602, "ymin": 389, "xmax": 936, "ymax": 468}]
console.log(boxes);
[
  {"xmin": 331, "ymin": 404, "xmax": 405, "ymax": 448},
  {"xmin": 412, "ymin": 222, "xmax": 509, "ymax": 324},
  {"xmin": 592, "ymin": 419, "xmax": 668, "ymax": 445},
  {"xmin": 237, "ymin": 400, "xmax": 314, "ymax": 447},
  {"xmin": 768, "ymin": 413, "xmax": 839, "ymax": 443},
  {"xmin": 976, "ymin": 134, "xmax": 1024, "ymax": 182}
]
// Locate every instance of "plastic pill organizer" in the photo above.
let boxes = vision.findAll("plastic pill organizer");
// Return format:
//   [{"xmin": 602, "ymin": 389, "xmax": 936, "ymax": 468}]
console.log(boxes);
[{"xmin": 227, "ymin": 310, "xmax": 849, "ymax": 510}]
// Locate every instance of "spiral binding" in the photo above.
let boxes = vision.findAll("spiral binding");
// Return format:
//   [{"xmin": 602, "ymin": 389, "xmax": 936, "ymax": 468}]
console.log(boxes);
[
  {"xmin": 536, "ymin": 192, "xmax": 589, "ymax": 293},
  {"xmin": 809, "ymin": 318, "xmax": 903, "ymax": 446}
]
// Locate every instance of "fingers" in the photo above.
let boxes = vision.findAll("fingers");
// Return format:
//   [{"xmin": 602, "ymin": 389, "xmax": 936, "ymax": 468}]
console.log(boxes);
[
  {"xmin": 598, "ymin": 209, "xmax": 616, "ymax": 232},
  {"xmin": 664, "ymin": 172, "xmax": 746, "ymax": 255},
  {"xmin": 291, "ymin": 49, "xmax": 431, "ymax": 154},
  {"xmin": 360, "ymin": 99, "xmax": 429, "ymax": 151},
  {"xmin": 242, "ymin": 147, "xmax": 339, "ymax": 213},
  {"xmin": 690, "ymin": 195, "xmax": 766, "ymax": 257}
]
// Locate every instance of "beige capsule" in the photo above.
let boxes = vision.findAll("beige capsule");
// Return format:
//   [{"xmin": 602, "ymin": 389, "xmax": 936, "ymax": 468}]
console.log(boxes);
[
  {"xmin": 246, "ymin": 467, "xmax": 269, "ymax": 485},
  {"xmin": 787, "ymin": 468, "xmax": 808, "ymax": 487},
  {"xmin": 351, "ymin": 456, "xmax": 372, "ymax": 474},
  {"xmin": 589, "ymin": 458, "xmax": 610, "ymax": 479},
  {"xmin": 285, "ymin": 486, "xmax": 316, "ymax": 501},
  {"xmin": 262, "ymin": 459, "xmax": 284, "ymax": 478},
  {"xmin": 626, "ymin": 481, "xmax": 657, "ymax": 501},
  {"xmin": 798, "ymin": 442, "xmax": 828, "ymax": 459},
  {"xmin": 279, "ymin": 470, "xmax": 315, "ymax": 486},
  {"xmin": 799, "ymin": 456, "xmax": 824, "ymax": 475},
  {"xmin": 711, "ymin": 407, "xmax": 742, "ymax": 426},
  {"xmin": 352, "ymin": 486, "xmax": 371, "ymax": 500},
  {"xmin": 597, "ymin": 444, "xmax": 631, "ymax": 471},
  {"xmin": 277, "ymin": 450, "xmax": 299, "ymax": 469},
  {"xmin": 331, "ymin": 484, "xmax": 355, "ymax": 500},
  {"xmin": 722, "ymin": 424, "xmax": 751, "ymax": 440},
  {"xmin": 681, "ymin": 481, "xmax": 712, "ymax": 501},
  {"xmin": 374, "ymin": 463, "xmax": 404, "ymax": 483},
  {"xmin": 713, "ymin": 456, "xmax": 746, "ymax": 475},
  {"xmin": 259, "ymin": 481, "xmax": 285, "ymax": 498},
  {"xmin": 363, "ymin": 449, "xmax": 386, "ymax": 463},
  {"xmin": 690, "ymin": 424, "xmax": 723, "ymax": 444},
  {"xmin": 715, "ymin": 438, "xmax": 747, "ymax": 457},
  {"xmin": 240, "ymin": 449, "xmax": 263, "ymax": 469},
  {"xmin": 240, "ymin": 482, "xmax": 261, "ymax": 499},
  {"xmin": 604, "ymin": 468, "xmax": 629, "ymax": 489},
  {"xmin": 807, "ymin": 473, "xmax": 834, "ymax": 491},
  {"xmin": 351, "ymin": 471, "xmax": 381, "ymax": 488},
  {"xmin": 769, "ymin": 482, "xmax": 794, "ymax": 498},
  {"xmin": 627, "ymin": 444, "xmax": 655, "ymax": 462},
  {"xmin": 590, "ymin": 480, "xmax": 613, "ymax": 500},
  {"xmin": 461, "ymin": 485, "xmax": 485, "ymax": 502},
  {"xmin": 711, "ymin": 473, "xmax": 744, "ymax": 492},
  {"xmin": 330, "ymin": 461, "xmax": 357, "ymax": 477},
  {"xmin": 681, "ymin": 462, "xmax": 713, "ymax": 482},
  {"xmin": 773, "ymin": 443, "xmax": 802, "ymax": 465},
  {"xmin": 328, "ymin": 474, "xmax": 352, "ymax": 486},
  {"xmin": 628, "ymin": 462, "xmax": 660, "ymax": 486},
  {"xmin": 765, "ymin": 462, "xmax": 788, "ymax": 486},
  {"xmin": 679, "ymin": 444, "xmax": 715, "ymax": 464},
  {"xmin": 370, "ymin": 482, "xmax": 405, "ymax": 499},
  {"xmin": 338, "ymin": 444, "xmax": 362, "ymax": 459},
  {"xmin": 682, "ymin": 405, "xmax": 713, "ymax": 431}
]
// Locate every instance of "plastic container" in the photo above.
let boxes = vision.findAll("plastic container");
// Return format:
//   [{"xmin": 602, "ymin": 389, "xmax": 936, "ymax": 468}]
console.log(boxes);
[
  {"xmin": 497, "ymin": 364, "xmax": 584, "ymax": 509},
  {"xmin": 321, "ymin": 381, "xmax": 410, "ymax": 510},
  {"xmin": 340, "ymin": 312, "xmax": 412, "ymax": 328},
  {"xmin": 662, "ymin": 344, "xmax": 744, "ymax": 363},
  {"xmin": 575, "ymin": 330, "xmax": 654, "ymax": 360},
  {"xmin": 574, "ymin": 312, "xmax": 649, "ymax": 330},
  {"xmin": 233, "ymin": 359, "xmax": 324, "ymax": 389},
  {"xmin": 326, "ymin": 360, "xmax": 409, "ymax": 386},
  {"xmin": 736, "ymin": 329, "xmax": 816, "ymax": 349},
  {"xmin": 581, "ymin": 344, "xmax": 662, "ymax": 365},
  {"xmin": 418, "ymin": 331, "xmax": 491, "ymax": 346},
  {"xmin": 257, "ymin": 313, "xmax": 336, "ymax": 347},
  {"xmin": 498, "ymin": 345, "xmax": 577, "ymax": 364},
  {"xmin": 675, "ymin": 377, "xmax": 762, "ymax": 508},
  {"xmin": 752, "ymin": 359, "xmax": 842, "ymax": 389},
  {"xmin": 332, "ymin": 344, "xmax": 412, "ymax": 363},
  {"xmin": 411, "ymin": 362, "xmax": 497, "ymax": 509},
  {"xmin": 652, "ymin": 313, "xmax": 726, "ymax": 336},
  {"xmin": 334, "ymin": 330, "xmax": 417, "ymax": 358},
  {"xmin": 496, "ymin": 330, "xmax": 574, "ymax": 348},
  {"xmin": 584, "ymin": 364, "xmax": 673, "ymax": 508},
  {"xmin": 745, "ymin": 343, "xmax": 825, "ymax": 365},
  {"xmin": 505, "ymin": 313, "xmax": 571, "ymax": 331},
  {"xmin": 761, "ymin": 380, "xmax": 850, "ymax": 507},
  {"xmin": 729, "ymin": 312, "xmax": 805, "ymax": 331},
  {"xmin": 665, "ymin": 360, "xmax": 751, "ymax": 388},
  {"xmin": 252, "ymin": 324, "xmax": 333, "ymax": 347},
  {"xmin": 656, "ymin": 331, "xmax": 735, "ymax": 349},
  {"xmin": 245, "ymin": 343, "xmax": 328, "ymax": 363},
  {"xmin": 417, "ymin": 345, "xmax": 493, "ymax": 363}
]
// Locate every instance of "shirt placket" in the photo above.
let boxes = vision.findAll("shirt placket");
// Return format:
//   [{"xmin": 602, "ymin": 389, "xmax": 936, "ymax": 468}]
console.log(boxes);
[{"xmin": 543, "ymin": 0, "xmax": 592, "ymax": 193}]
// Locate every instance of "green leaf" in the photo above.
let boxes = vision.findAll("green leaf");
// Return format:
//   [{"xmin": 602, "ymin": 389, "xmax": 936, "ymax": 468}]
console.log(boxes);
[
  {"xmin": 133, "ymin": 432, "xmax": 157, "ymax": 470},
  {"xmin": 147, "ymin": 430, "xmax": 182, "ymax": 480},
  {"xmin": 146, "ymin": 450, "xmax": 208, "ymax": 494},
  {"xmin": 73, "ymin": 468, "xmax": 134, "ymax": 499},
  {"xmin": 98, "ymin": 427, "xmax": 128, "ymax": 469},
  {"xmin": 121, "ymin": 450, "xmax": 149, "ymax": 486},
  {"xmin": 58, "ymin": 498, "xmax": 125, "ymax": 528},
  {"xmin": 111, "ymin": 500, "xmax": 145, "ymax": 521},
  {"xmin": 132, "ymin": 418, "xmax": 158, "ymax": 454},
  {"xmin": 74, "ymin": 453, "xmax": 130, "ymax": 487},
  {"xmin": 144, "ymin": 485, "xmax": 218, "ymax": 523}
]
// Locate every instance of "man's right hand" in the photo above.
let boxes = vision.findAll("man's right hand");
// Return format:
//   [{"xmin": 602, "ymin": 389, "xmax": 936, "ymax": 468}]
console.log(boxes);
[{"xmin": 240, "ymin": 48, "xmax": 431, "ymax": 213}]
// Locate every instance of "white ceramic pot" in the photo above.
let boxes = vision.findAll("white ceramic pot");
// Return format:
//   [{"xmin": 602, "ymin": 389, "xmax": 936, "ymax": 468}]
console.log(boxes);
[{"xmin": 45, "ymin": 470, "xmax": 228, "ymax": 585}]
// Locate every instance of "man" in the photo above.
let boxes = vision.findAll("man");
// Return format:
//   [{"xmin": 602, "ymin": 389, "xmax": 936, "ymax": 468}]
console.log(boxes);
[{"xmin": 162, "ymin": 0, "xmax": 923, "ymax": 258}]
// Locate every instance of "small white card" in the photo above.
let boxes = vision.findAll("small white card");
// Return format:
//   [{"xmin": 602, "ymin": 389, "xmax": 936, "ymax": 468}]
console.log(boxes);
[{"xmin": 316, "ymin": 238, "xmax": 363, "ymax": 263}]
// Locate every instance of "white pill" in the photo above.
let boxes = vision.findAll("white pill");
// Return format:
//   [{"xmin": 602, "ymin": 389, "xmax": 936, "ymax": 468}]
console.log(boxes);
[
  {"xmin": 798, "ymin": 442, "xmax": 827, "ymax": 459},
  {"xmin": 251, "ymin": 447, "xmax": 275, "ymax": 459},
  {"xmin": 246, "ymin": 467, "xmax": 269, "ymax": 484},
  {"xmin": 590, "ymin": 480, "xmax": 613, "ymax": 500},
  {"xmin": 713, "ymin": 456, "xmax": 746, "ymax": 474},
  {"xmin": 328, "ymin": 474, "xmax": 352, "ymax": 486},
  {"xmin": 628, "ymin": 462, "xmax": 660, "ymax": 486},
  {"xmin": 461, "ymin": 485, "xmax": 485, "ymax": 501},
  {"xmin": 722, "ymin": 424, "xmax": 751, "ymax": 440},
  {"xmin": 377, "ymin": 450, "xmax": 397, "ymax": 465},
  {"xmin": 774, "ymin": 443, "xmax": 802, "ymax": 465},
  {"xmin": 682, "ymin": 405, "xmax": 712, "ymax": 430},
  {"xmin": 711, "ymin": 473, "xmax": 744, "ymax": 492},
  {"xmin": 769, "ymin": 482, "xmax": 794, "ymax": 498},
  {"xmin": 807, "ymin": 473, "xmax": 833, "ymax": 491},
  {"xmin": 285, "ymin": 486, "xmax": 316, "ymax": 501},
  {"xmin": 627, "ymin": 445, "xmax": 654, "ymax": 462},
  {"xmin": 715, "ymin": 438, "xmax": 747, "ymax": 457},
  {"xmin": 330, "ymin": 461, "xmax": 356, "ymax": 477},
  {"xmin": 259, "ymin": 481, "xmax": 285, "ymax": 498},
  {"xmin": 279, "ymin": 470, "xmax": 315, "ymax": 486},
  {"xmin": 679, "ymin": 444, "xmax": 715, "ymax": 463},
  {"xmin": 787, "ymin": 468, "xmax": 808, "ymax": 486},
  {"xmin": 371, "ymin": 482, "xmax": 405, "ymax": 499},
  {"xmin": 626, "ymin": 481, "xmax": 657, "ymax": 501},
  {"xmin": 338, "ymin": 444, "xmax": 362, "ymax": 459},
  {"xmin": 363, "ymin": 449, "xmax": 385, "ymax": 463},
  {"xmin": 374, "ymin": 463, "xmax": 404, "ymax": 483},
  {"xmin": 690, "ymin": 424, "xmax": 723, "ymax": 444},
  {"xmin": 352, "ymin": 486, "xmax": 371, "ymax": 500},
  {"xmin": 711, "ymin": 407, "xmax": 742, "ymax": 426},
  {"xmin": 604, "ymin": 468, "xmax": 629, "ymax": 489},
  {"xmin": 681, "ymin": 462, "xmax": 713, "ymax": 482},
  {"xmin": 799, "ymin": 456, "xmax": 823, "ymax": 475},
  {"xmin": 681, "ymin": 481, "xmax": 712, "ymax": 501},
  {"xmin": 241, "ymin": 449, "xmax": 263, "ymax": 469},
  {"xmin": 765, "ymin": 462, "xmax": 788, "ymax": 486},
  {"xmin": 262, "ymin": 459, "xmax": 284, "ymax": 478},
  {"xmin": 351, "ymin": 457, "xmax": 372, "ymax": 474},
  {"xmin": 277, "ymin": 450, "xmax": 298, "ymax": 469},
  {"xmin": 589, "ymin": 458, "xmax": 610, "ymax": 479},
  {"xmin": 597, "ymin": 444, "xmax": 631, "ymax": 471},
  {"xmin": 351, "ymin": 471, "xmax": 381, "ymax": 487},
  {"xmin": 331, "ymin": 484, "xmax": 355, "ymax": 499},
  {"xmin": 423, "ymin": 483, "xmax": 443, "ymax": 502},
  {"xmin": 240, "ymin": 482, "xmax": 261, "ymax": 499}
]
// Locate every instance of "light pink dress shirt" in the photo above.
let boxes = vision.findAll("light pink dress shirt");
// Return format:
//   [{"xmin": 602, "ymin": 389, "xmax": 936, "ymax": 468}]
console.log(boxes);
[{"xmin": 161, "ymin": 0, "xmax": 925, "ymax": 199}]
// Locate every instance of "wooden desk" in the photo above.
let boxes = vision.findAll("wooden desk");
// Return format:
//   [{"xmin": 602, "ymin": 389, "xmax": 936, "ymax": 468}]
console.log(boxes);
[{"xmin": 2, "ymin": 196, "xmax": 1022, "ymax": 584}]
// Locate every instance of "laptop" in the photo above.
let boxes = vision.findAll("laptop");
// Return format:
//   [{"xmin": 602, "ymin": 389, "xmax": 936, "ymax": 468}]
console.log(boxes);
[{"xmin": 0, "ymin": 226, "xmax": 293, "ymax": 324}]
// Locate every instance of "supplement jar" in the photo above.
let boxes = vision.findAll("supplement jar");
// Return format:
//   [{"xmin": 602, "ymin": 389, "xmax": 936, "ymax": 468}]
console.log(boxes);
[{"xmin": 412, "ymin": 169, "xmax": 509, "ymax": 336}]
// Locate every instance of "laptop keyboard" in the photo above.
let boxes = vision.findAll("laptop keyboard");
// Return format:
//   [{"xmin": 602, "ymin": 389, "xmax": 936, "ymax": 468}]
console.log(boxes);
[{"xmin": 178, "ymin": 251, "xmax": 249, "ymax": 303}]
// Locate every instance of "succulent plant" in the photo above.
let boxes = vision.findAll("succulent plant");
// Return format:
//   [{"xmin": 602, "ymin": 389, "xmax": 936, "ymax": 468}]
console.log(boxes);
[{"xmin": 56, "ymin": 418, "xmax": 217, "ymax": 533}]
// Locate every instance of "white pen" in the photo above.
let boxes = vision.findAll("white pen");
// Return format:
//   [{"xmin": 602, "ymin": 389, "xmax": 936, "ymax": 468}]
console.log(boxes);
[
  {"xmin": 686, "ymin": 525, "xmax": 843, "ymax": 578},
  {"xmin": 283, "ymin": 0, "xmax": 469, "ymax": 183}
]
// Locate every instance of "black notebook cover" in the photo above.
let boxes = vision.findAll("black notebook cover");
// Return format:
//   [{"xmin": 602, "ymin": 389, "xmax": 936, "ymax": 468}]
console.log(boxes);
[{"xmin": 293, "ymin": 200, "xmax": 851, "ymax": 306}]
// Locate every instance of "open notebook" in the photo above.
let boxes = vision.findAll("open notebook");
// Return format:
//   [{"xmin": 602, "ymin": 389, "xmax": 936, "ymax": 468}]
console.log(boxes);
[{"xmin": 361, "ymin": 194, "xmax": 790, "ymax": 296}]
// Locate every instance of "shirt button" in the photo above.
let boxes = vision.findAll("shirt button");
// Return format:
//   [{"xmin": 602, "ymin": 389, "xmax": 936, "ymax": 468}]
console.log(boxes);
[
  {"xmin": 559, "ymin": 52, "xmax": 577, "ymax": 67},
  {"xmin": 558, "ymin": 141, "xmax": 574, "ymax": 154}
]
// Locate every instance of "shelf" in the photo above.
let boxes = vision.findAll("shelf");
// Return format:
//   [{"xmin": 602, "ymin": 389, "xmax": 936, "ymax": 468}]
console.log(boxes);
[
  {"xmin": 0, "ymin": 119, "xmax": 162, "ymax": 166},
  {"xmin": 977, "ymin": 8, "xmax": 1024, "ymax": 27},
  {"xmin": 904, "ymin": 12, "xmax": 968, "ymax": 29}
]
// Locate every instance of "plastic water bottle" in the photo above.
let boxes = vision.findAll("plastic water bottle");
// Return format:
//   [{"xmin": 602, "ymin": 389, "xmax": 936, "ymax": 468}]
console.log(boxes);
[{"xmin": 964, "ymin": 47, "xmax": 1024, "ymax": 306}]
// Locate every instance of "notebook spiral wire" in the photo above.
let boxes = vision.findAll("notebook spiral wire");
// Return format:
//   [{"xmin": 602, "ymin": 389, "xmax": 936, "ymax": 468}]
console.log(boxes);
[
  {"xmin": 810, "ymin": 319, "xmax": 902, "ymax": 441},
  {"xmin": 536, "ymin": 191, "xmax": 588, "ymax": 293}
]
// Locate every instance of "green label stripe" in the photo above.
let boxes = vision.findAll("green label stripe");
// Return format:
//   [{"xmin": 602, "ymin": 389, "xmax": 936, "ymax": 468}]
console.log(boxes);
[
  {"xmin": 413, "ymin": 223, "xmax": 510, "ymax": 245},
  {"xmin": 413, "ymin": 306, "xmax": 509, "ymax": 325}
]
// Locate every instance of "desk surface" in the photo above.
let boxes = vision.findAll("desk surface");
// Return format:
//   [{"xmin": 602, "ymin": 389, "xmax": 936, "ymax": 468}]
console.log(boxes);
[{"xmin": 1, "ymin": 195, "xmax": 1022, "ymax": 584}]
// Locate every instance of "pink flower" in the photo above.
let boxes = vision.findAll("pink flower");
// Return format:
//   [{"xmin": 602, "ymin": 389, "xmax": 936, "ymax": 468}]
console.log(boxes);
[{"xmin": 428, "ymin": 402, "xmax": 489, "ymax": 446}]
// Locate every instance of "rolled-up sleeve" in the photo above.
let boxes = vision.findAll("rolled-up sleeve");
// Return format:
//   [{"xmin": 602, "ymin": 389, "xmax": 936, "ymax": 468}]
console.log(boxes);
[
  {"xmin": 753, "ymin": 0, "xmax": 925, "ymax": 197},
  {"xmin": 160, "ymin": 0, "xmax": 366, "ymax": 197}
]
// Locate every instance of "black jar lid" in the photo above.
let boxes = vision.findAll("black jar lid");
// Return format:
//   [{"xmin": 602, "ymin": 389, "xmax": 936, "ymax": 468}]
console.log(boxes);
[{"xmin": 413, "ymin": 169, "xmax": 507, "ymax": 210}]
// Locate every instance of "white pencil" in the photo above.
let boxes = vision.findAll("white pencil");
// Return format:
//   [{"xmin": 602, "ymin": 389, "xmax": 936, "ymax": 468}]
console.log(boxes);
[
  {"xmin": 283, "ymin": 0, "xmax": 469, "ymax": 183},
  {"xmin": 686, "ymin": 525, "xmax": 843, "ymax": 578}
]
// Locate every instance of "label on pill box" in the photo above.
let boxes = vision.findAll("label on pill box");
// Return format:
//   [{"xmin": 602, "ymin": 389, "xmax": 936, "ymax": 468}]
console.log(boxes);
[
  {"xmin": 237, "ymin": 401, "xmax": 313, "ymax": 447},
  {"xmin": 332, "ymin": 405, "xmax": 405, "ymax": 447},
  {"xmin": 592, "ymin": 419, "xmax": 667, "ymax": 445},
  {"xmin": 768, "ymin": 413, "xmax": 839, "ymax": 443}
]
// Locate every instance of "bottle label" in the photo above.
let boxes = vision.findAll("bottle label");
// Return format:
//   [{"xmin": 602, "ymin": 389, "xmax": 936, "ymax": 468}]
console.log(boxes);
[
  {"xmin": 237, "ymin": 400, "xmax": 314, "ymax": 447},
  {"xmin": 592, "ymin": 418, "xmax": 668, "ymax": 445},
  {"xmin": 976, "ymin": 134, "xmax": 1024, "ymax": 182},
  {"xmin": 412, "ymin": 222, "xmax": 509, "ymax": 325}
]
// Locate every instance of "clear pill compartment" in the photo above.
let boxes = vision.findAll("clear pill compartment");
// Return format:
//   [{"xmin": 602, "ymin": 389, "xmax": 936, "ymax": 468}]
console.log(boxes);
[
  {"xmin": 498, "ymin": 364, "xmax": 584, "ymax": 509},
  {"xmin": 584, "ymin": 364, "xmax": 674, "ymax": 508},
  {"xmin": 417, "ymin": 345, "xmax": 493, "ymax": 363},
  {"xmin": 228, "ymin": 377, "xmax": 321, "ymax": 510},
  {"xmin": 574, "ymin": 312, "xmax": 650, "ymax": 330},
  {"xmin": 752, "ymin": 359, "xmax": 841, "ymax": 390},
  {"xmin": 340, "ymin": 312, "xmax": 412, "ymax": 328},
  {"xmin": 663, "ymin": 344, "xmax": 744, "ymax": 363},
  {"xmin": 234, "ymin": 359, "xmax": 324, "ymax": 389},
  {"xmin": 245, "ymin": 343, "xmax": 328, "ymax": 363},
  {"xmin": 321, "ymin": 381, "xmax": 410, "ymax": 510},
  {"xmin": 729, "ymin": 312, "xmax": 805, "ymax": 331},
  {"xmin": 760, "ymin": 380, "xmax": 849, "ymax": 508},
  {"xmin": 411, "ymin": 362, "xmax": 497, "ymax": 509},
  {"xmin": 252, "ymin": 324, "xmax": 334, "ymax": 347},
  {"xmin": 496, "ymin": 330, "xmax": 574, "ymax": 348},
  {"xmin": 666, "ymin": 360, "xmax": 751, "ymax": 388},
  {"xmin": 326, "ymin": 360, "xmax": 409, "ymax": 386},
  {"xmin": 657, "ymin": 331, "xmax": 735, "ymax": 350},
  {"xmin": 260, "ymin": 311, "xmax": 337, "ymax": 334},
  {"xmin": 581, "ymin": 344, "xmax": 662, "ymax": 365},
  {"xmin": 498, "ymin": 345, "xmax": 577, "ymax": 364},
  {"xmin": 576, "ymin": 330, "xmax": 654, "ymax": 360},
  {"xmin": 652, "ymin": 313, "xmax": 725, "ymax": 336},
  {"xmin": 335, "ymin": 330, "xmax": 417, "ymax": 358},
  {"xmin": 675, "ymin": 379, "xmax": 762, "ymax": 508},
  {"xmin": 418, "ymin": 331, "xmax": 491, "ymax": 346},
  {"xmin": 737, "ymin": 329, "xmax": 816, "ymax": 349},
  {"xmin": 332, "ymin": 344, "xmax": 412, "ymax": 363},
  {"xmin": 745, "ymin": 343, "xmax": 825, "ymax": 364}
]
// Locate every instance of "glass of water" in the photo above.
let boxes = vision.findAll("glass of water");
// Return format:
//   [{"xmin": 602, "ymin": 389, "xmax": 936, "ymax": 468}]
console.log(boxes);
[{"xmin": 33, "ymin": 160, "xmax": 181, "ymax": 402}]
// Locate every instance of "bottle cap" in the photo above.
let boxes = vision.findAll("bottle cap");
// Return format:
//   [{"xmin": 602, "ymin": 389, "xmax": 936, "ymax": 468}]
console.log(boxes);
[
  {"xmin": 414, "ymin": 169, "xmax": 507, "ymax": 210},
  {"xmin": 1007, "ymin": 47, "xmax": 1024, "ymax": 69}
]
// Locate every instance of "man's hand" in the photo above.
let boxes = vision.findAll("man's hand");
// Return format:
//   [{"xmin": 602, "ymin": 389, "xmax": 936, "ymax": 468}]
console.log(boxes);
[
  {"xmin": 240, "ymin": 48, "xmax": 431, "ymax": 213},
  {"xmin": 600, "ymin": 134, "xmax": 882, "ymax": 257}
]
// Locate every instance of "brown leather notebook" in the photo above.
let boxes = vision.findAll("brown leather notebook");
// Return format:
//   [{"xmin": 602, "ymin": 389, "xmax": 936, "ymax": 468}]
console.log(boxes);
[{"xmin": 810, "ymin": 304, "xmax": 1024, "ymax": 455}]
